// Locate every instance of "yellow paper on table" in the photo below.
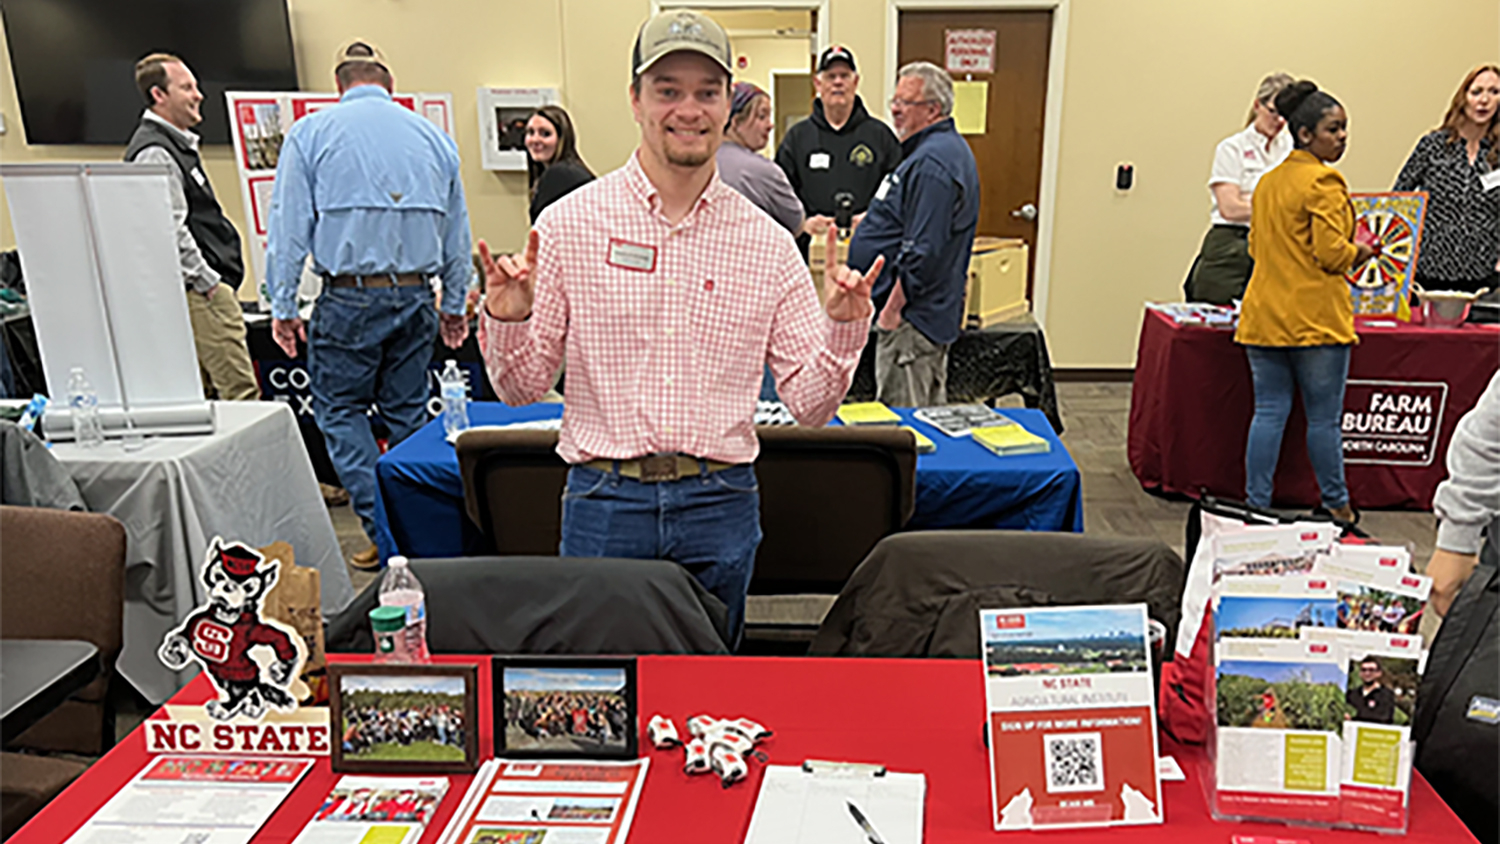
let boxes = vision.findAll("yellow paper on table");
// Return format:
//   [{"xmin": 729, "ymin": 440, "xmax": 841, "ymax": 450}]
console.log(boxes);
[
  {"xmin": 971, "ymin": 423, "xmax": 1050, "ymax": 456},
  {"xmin": 837, "ymin": 401, "xmax": 901, "ymax": 426},
  {"xmin": 900, "ymin": 425, "xmax": 936, "ymax": 454},
  {"xmin": 954, "ymin": 81, "xmax": 989, "ymax": 134}
]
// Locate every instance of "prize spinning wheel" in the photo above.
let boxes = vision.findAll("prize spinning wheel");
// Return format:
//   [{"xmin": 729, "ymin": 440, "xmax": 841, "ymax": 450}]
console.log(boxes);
[{"xmin": 1347, "ymin": 208, "xmax": 1416, "ymax": 289}]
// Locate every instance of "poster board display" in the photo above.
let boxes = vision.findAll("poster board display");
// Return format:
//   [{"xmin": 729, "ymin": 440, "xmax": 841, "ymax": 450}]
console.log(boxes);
[
  {"xmin": 224, "ymin": 90, "xmax": 455, "ymax": 310},
  {"xmin": 0, "ymin": 162, "xmax": 212, "ymax": 439}
]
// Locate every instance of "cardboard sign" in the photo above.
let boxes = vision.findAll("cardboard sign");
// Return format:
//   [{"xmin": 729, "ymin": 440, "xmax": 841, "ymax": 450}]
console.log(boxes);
[{"xmin": 146, "ymin": 706, "xmax": 332, "ymax": 756}]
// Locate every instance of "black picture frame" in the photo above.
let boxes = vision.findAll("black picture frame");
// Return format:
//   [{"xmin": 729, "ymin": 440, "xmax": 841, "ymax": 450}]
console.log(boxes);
[
  {"xmin": 329, "ymin": 663, "xmax": 480, "ymax": 774},
  {"xmin": 492, "ymin": 656, "xmax": 639, "ymax": 760}
]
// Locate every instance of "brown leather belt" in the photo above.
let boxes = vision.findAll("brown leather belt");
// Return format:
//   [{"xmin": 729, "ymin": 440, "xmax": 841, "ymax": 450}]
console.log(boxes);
[
  {"xmin": 583, "ymin": 454, "xmax": 738, "ymax": 483},
  {"xmin": 326, "ymin": 272, "xmax": 426, "ymax": 288}
]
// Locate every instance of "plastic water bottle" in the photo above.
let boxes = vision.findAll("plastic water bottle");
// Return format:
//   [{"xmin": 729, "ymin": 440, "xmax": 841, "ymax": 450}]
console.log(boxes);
[
  {"xmin": 378, "ymin": 556, "xmax": 430, "ymax": 662},
  {"xmin": 66, "ymin": 367, "xmax": 104, "ymax": 447},
  {"xmin": 439, "ymin": 359, "xmax": 469, "ymax": 440}
]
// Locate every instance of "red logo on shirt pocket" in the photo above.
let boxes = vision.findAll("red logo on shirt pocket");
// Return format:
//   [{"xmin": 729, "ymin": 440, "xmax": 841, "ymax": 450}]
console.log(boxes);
[{"xmin": 704, "ymin": 279, "xmax": 715, "ymax": 292}]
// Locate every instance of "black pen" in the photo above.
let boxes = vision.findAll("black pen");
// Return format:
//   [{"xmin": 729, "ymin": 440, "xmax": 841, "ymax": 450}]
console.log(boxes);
[{"xmin": 846, "ymin": 799, "xmax": 886, "ymax": 844}]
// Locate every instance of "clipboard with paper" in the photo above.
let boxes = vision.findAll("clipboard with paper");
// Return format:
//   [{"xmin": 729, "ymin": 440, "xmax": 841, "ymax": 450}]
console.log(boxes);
[{"xmin": 742, "ymin": 760, "xmax": 926, "ymax": 844}]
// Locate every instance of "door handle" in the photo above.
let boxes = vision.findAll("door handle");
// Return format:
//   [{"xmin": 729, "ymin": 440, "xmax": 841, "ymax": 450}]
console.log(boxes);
[{"xmin": 1011, "ymin": 202, "xmax": 1038, "ymax": 221}]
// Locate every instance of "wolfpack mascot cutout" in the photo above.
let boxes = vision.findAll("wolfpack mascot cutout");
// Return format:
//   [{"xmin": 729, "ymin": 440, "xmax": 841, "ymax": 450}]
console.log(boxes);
[{"xmin": 160, "ymin": 539, "xmax": 305, "ymax": 720}]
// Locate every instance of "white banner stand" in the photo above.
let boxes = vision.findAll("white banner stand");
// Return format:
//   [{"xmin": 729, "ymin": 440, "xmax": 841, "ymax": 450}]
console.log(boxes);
[{"xmin": 0, "ymin": 162, "xmax": 213, "ymax": 440}]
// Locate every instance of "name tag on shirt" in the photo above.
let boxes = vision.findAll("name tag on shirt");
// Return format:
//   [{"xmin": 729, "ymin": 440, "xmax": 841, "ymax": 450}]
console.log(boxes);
[
  {"xmin": 874, "ymin": 173, "xmax": 896, "ymax": 202},
  {"xmin": 1481, "ymin": 169, "xmax": 1500, "ymax": 192},
  {"xmin": 607, "ymin": 238, "xmax": 657, "ymax": 273},
  {"xmin": 808, "ymin": 152, "xmax": 831, "ymax": 170},
  {"xmin": 191, "ymin": 167, "xmax": 207, "ymax": 187}
]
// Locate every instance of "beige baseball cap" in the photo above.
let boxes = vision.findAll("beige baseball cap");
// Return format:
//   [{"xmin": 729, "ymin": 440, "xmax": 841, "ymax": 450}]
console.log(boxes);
[
  {"xmin": 631, "ymin": 11, "xmax": 732, "ymax": 77},
  {"xmin": 332, "ymin": 39, "xmax": 388, "ymax": 74}
]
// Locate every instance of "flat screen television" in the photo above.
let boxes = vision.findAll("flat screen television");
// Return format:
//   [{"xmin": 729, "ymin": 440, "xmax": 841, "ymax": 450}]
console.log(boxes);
[{"xmin": 1, "ymin": 0, "xmax": 298, "ymax": 145}]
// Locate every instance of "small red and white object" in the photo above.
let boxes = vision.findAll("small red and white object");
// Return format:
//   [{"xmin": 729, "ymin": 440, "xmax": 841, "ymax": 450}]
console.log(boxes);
[{"xmin": 648, "ymin": 714, "xmax": 681, "ymax": 749}]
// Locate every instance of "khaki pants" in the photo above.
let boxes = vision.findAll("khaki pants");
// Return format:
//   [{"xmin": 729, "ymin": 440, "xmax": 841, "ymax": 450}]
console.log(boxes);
[
  {"xmin": 874, "ymin": 320, "xmax": 949, "ymax": 407},
  {"xmin": 186, "ymin": 284, "xmax": 259, "ymax": 401}
]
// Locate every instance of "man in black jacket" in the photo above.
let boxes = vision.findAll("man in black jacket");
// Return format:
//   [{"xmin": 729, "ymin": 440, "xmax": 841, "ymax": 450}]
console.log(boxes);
[
  {"xmin": 124, "ymin": 53, "xmax": 258, "ymax": 401},
  {"xmin": 775, "ymin": 46, "xmax": 901, "ymax": 249}
]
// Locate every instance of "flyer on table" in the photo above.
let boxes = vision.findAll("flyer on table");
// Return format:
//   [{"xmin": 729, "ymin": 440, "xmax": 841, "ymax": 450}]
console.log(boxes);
[
  {"xmin": 63, "ymin": 755, "xmax": 312, "ymax": 844},
  {"xmin": 293, "ymin": 775, "xmax": 450, "ymax": 844},
  {"xmin": 1214, "ymin": 639, "xmax": 1346, "ymax": 823},
  {"xmin": 437, "ymin": 758, "xmax": 649, "ymax": 844},
  {"xmin": 979, "ymin": 604, "xmax": 1162, "ymax": 831}
]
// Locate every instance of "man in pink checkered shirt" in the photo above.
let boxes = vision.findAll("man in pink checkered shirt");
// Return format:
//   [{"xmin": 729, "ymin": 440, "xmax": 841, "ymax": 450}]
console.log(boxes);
[{"xmin": 475, "ymin": 10, "xmax": 884, "ymax": 646}]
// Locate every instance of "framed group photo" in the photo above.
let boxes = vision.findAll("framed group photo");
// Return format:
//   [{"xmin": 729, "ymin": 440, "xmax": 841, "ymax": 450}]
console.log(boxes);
[
  {"xmin": 328, "ymin": 663, "xmax": 480, "ymax": 774},
  {"xmin": 493, "ymin": 657, "xmax": 639, "ymax": 760}
]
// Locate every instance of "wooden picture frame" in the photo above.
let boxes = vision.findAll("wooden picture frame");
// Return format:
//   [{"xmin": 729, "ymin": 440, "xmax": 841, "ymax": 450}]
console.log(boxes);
[
  {"xmin": 493, "ymin": 656, "xmax": 639, "ymax": 760},
  {"xmin": 329, "ymin": 663, "xmax": 479, "ymax": 774}
]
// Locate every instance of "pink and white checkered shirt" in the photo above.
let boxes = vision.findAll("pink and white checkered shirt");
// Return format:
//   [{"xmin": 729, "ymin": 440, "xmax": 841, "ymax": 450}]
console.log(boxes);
[{"xmin": 479, "ymin": 152, "xmax": 870, "ymax": 465}]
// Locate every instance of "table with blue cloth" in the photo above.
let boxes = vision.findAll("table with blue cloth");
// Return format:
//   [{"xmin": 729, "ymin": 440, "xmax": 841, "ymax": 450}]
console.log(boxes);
[{"xmin": 374, "ymin": 403, "xmax": 1082, "ymax": 561}]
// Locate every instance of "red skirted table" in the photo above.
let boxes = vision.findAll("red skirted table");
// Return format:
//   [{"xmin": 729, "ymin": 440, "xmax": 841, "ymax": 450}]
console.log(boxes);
[
  {"xmin": 1129, "ymin": 308, "xmax": 1500, "ymax": 509},
  {"xmin": 10, "ymin": 654, "xmax": 1479, "ymax": 843}
]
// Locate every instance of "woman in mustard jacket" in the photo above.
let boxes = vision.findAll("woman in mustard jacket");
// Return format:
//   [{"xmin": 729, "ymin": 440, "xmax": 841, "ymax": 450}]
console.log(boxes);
[{"xmin": 1236, "ymin": 81, "xmax": 1374, "ymax": 521}]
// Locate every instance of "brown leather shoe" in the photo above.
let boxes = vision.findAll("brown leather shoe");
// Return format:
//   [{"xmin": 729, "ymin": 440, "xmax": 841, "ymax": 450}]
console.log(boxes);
[
  {"xmin": 350, "ymin": 544, "xmax": 381, "ymax": 571},
  {"xmin": 320, "ymin": 483, "xmax": 350, "ymax": 507}
]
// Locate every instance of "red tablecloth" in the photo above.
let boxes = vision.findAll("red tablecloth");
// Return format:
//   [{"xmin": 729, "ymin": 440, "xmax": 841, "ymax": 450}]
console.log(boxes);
[
  {"xmin": 12, "ymin": 655, "xmax": 1479, "ymax": 843},
  {"xmin": 1129, "ymin": 308, "xmax": 1500, "ymax": 509}
]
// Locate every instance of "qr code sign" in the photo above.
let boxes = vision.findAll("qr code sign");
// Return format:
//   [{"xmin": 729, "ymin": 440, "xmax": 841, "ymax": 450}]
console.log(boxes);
[{"xmin": 1043, "ymin": 731, "xmax": 1104, "ymax": 793}]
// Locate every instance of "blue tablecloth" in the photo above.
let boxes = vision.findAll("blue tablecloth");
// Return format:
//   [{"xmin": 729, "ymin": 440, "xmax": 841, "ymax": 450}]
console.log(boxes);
[{"xmin": 374, "ymin": 403, "xmax": 1082, "ymax": 561}]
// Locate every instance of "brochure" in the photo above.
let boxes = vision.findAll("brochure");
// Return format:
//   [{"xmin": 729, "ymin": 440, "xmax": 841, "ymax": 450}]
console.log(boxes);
[
  {"xmin": 1214, "ymin": 574, "xmax": 1341, "ymax": 640},
  {"xmin": 912, "ymin": 404, "xmax": 1018, "ymax": 437},
  {"xmin": 293, "ymin": 776, "xmax": 449, "ymax": 844},
  {"xmin": 1213, "ymin": 639, "xmax": 1346, "ymax": 823},
  {"xmin": 64, "ymin": 756, "xmax": 312, "ymax": 844},
  {"xmin": 979, "ymin": 604, "xmax": 1162, "ymax": 831},
  {"xmin": 437, "ymin": 759, "xmax": 649, "ymax": 844},
  {"xmin": 835, "ymin": 402, "xmax": 901, "ymax": 426},
  {"xmin": 971, "ymin": 425, "xmax": 1050, "ymax": 457}
]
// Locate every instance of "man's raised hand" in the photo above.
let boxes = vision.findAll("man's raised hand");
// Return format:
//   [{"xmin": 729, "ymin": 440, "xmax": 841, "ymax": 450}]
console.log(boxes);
[
  {"xmin": 822, "ymin": 226, "xmax": 883, "ymax": 323},
  {"xmin": 479, "ymin": 229, "xmax": 540, "ymax": 322}
]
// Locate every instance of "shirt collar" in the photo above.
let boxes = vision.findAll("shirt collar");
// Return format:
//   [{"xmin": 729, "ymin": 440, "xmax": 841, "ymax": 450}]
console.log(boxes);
[
  {"xmin": 900, "ymin": 117, "xmax": 955, "ymax": 155},
  {"xmin": 622, "ymin": 150, "xmax": 731, "ymax": 222},
  {"xmin": 142, "ymin": 109, "xmax": 199, "ymax": 151},
  {"xmin": 340, "ymin": 84, "xmax": 392, "ymax": 104}
]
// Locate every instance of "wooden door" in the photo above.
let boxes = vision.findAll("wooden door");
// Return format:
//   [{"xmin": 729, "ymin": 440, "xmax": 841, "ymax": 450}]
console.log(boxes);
[
  {"xmin": 899, "ymin": 9, "xmax": 1051, "ymax": 296},
  {"xmin": 773, "ymin": 72, "xmax": 814, "ymax": 152}
]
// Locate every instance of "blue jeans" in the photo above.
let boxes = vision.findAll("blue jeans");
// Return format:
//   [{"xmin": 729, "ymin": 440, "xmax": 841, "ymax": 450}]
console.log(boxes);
[
  {"xmin": 559, "ymin": 463, "xmax": 762, "ymax": 648},
  {"xmin": 1243, "ymin": 344, "xmax": 1351, "ymax": 510},
  {"xmin": 309, "ymin": 285, "xmax": 438, "ymax": 544}
]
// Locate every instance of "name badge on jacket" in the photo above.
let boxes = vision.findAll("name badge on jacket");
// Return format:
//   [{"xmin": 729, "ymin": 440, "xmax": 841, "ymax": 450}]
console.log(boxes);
[
  {"xmin": 874, "ymin": 173, "xmax": 897, "ymax": 202},
  {"xmin": 1481, "ymin": 169, "xmax": 1500, "ymax": 192},
  {"xmin": 191, "ymin": 167, "xmax": 208, "ymax": 187},
  {"xmin": 808, "ymin": 152, "xmax": 831, "ymax": 170}
]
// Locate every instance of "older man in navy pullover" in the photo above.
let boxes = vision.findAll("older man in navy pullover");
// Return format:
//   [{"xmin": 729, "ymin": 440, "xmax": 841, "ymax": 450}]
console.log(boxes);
[{"xmin": 848, "ymin": 61, "xmax": 979, "ymax": 406}]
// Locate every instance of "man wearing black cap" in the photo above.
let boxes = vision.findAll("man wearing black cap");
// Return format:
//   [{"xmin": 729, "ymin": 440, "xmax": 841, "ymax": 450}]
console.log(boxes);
[{"xmin": 775, "ymin": 45, "xmax": 902, "ymax": 249}]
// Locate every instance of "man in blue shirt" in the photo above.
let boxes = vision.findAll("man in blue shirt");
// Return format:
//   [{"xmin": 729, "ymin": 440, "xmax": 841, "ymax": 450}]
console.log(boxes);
[
  {"xmin": 847, "ymin": 61, "xmax": 979, "ymax": 407},
  {"xmin": 266, "ymin": 40, "xmax": 472, "ymax": 569}
]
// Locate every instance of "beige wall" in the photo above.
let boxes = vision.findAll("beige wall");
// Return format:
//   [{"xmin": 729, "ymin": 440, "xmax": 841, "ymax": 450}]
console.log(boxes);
[{"xmin": 2, "ymin": 0, "xmax": 1497, "ymax": 365}]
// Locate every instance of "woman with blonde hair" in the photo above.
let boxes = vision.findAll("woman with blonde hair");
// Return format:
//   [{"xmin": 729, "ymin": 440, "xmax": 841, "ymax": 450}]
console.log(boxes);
[
  {"xmin": 1185, "ymin": 73, "xmax": 1295, "ymax": 304},
  {"xmin": 1394, "ymin": 64, "xmax": 1500, "ymax": 294}
]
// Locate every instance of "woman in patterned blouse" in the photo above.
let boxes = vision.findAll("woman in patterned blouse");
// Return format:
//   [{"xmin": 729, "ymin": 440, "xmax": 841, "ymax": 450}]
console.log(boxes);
[{"xmin": 1393, "ymin": 64, "xmax": 1500, "ymax": 294}]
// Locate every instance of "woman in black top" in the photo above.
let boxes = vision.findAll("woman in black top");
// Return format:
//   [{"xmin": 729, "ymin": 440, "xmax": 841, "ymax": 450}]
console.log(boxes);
[
  {"xmin": 525, "ymin": 105, "xmax": 594, "ymax": 222},
  {"xmin": 1393, "ymin": 64, "xmax": 1500, "ymax": 293}
]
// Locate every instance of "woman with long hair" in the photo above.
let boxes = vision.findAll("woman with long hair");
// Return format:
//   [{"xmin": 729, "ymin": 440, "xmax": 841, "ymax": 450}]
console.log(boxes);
[
  {"xmin": 716, "ymin": 82, "xmax": 804, "ymax": 235},
  {"xmin": 1235, "ymin": 80, "xmax": 1375, "ymax": 523},
  {"xmin": 1394, "ymin": 64, "xmax": 1500, "ymax": 294},
  {"xmin": 525, "ymin": 105, "xmax": 593, "ymax": 223},
  {"xmin": 1185, "ymin": 73, "xmax": 1295, "ymax": 304}
]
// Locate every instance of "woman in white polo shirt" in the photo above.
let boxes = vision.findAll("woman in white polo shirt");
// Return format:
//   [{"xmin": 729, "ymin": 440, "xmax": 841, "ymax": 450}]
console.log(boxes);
[{"xmin": 1185, "ymin": 73, "xmax": 1295, "ymax": 304}]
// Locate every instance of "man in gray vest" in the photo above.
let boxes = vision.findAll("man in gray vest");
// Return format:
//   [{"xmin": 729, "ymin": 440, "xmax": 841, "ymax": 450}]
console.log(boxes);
[{"xmin": 125, "ymin": 53, "xmax": 258, "ymax": 402}]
